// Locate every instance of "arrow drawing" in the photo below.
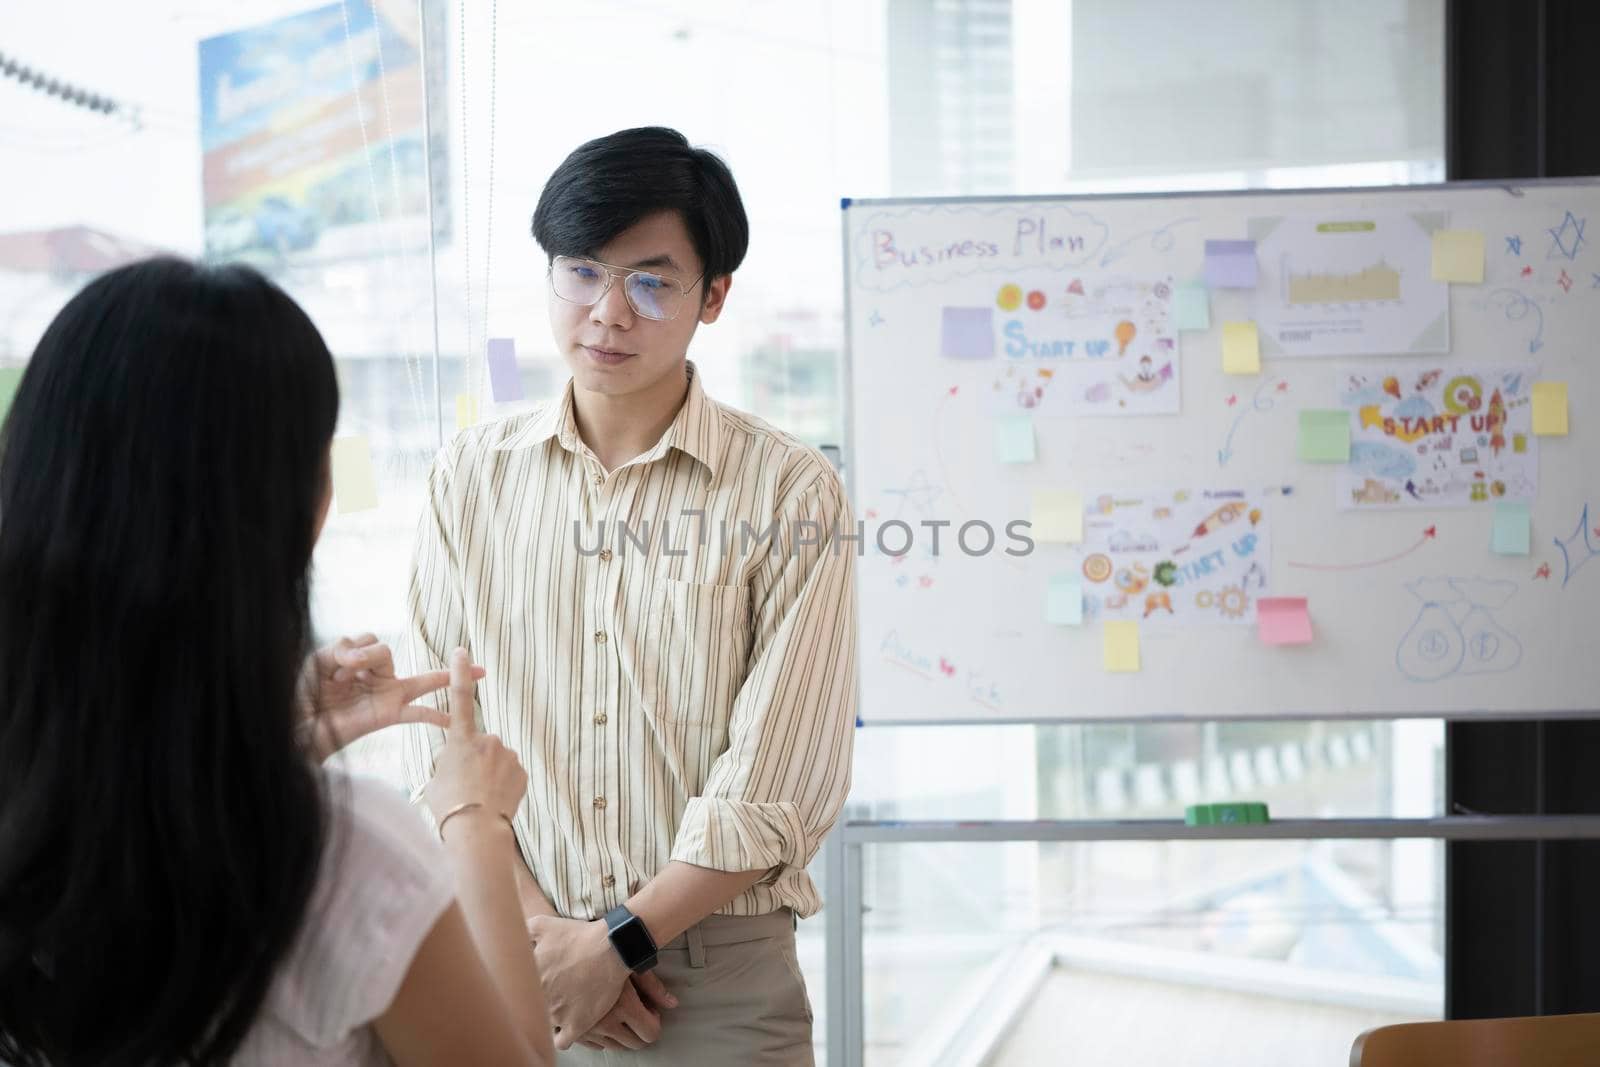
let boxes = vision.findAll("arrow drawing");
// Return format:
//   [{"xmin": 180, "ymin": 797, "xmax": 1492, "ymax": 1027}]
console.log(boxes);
[
  {"xmin": 1218, "ymin": 378, "xmax": 1285, "ymax": 466},
  {"xmin": 1488, "ymin": 288, "xmax": 1545, "ymax": 353},
  {"xmin": 1289, "ymin": 526, "xmax": 1437, "ymax": 572}
]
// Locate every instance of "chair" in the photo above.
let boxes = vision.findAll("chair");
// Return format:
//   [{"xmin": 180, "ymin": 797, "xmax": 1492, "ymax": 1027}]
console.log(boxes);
[{"xmin": 1351, "ymin": 1013, "xmax": 1600, "ymax": 1066}]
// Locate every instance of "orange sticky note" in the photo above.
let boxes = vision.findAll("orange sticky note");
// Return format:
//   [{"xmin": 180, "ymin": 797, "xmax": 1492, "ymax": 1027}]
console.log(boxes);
[
  {"xmin": 1258, "ymin": 597, "xmax": 1313, "ymax": 645},
  {"xmin": 1103, "ymin": 621, "xmax": 1140, "ymax": 672},
  {"xmin": 1222, "ymin": 321, "xmax": 1260, "ymax": 375},
  {"xmin": 1532, "ymin": 382, "xmax": 1568, "ymax": 436},
  {"xmin": 330, "ymin": 435, "xmax": 380, "ymax": 514}
]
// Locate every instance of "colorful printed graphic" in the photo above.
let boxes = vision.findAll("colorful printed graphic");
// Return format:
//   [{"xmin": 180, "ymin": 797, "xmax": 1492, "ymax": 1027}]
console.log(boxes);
[
  {"xmin": 984, "ymin": 275, "xmax": 1180, "ymax": 417},
  {"xmin": 1250, "ymin": 214, "xmax": 1449, "ymax": 357},
  {"xmin": 1079, "ymin": 488, "xmax": 1280, "ymax": 626},
  {"xmin": 1336, "ymin": 365, "xmax": 1538, "ymax": 510}
]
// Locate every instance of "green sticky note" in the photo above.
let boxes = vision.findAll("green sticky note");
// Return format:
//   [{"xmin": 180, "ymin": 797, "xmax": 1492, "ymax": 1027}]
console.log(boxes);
[
  {"xmin": 1221, "ymin": 321, "xmax": 1260, "ymax": 375},
  {"xmin": 1172, "ymin": 284, "xmax": 1210, "ymax": 331},
  {"xmin": 0, "ymin": 367, "xmax": 23, "ymax": 421},
  {"xmin": 330, "ymin": 435, "xmax": 380, "ymax": 515},
  {"xmin": 994, "ymin": 415, "xmax": 1036, "ymax": 463},
  {"xmin": 1047, "ymin": 574, "xmax": 1084, "ymax": 625},
  {"xmin": 1431, "ymin": 229, "xmax": 1485, "ymax": 283},
  {"xmin": 1299, "ymin": 409, "xmax": 1352, "ymax": 462},
  {"xmin": 1491, "ymin": 501, "xmax": 1531, "ymax": 556}
]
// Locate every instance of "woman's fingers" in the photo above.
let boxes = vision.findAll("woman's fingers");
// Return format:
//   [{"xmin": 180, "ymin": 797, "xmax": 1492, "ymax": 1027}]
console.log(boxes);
[
  {"xmin": 333, "ymin": 637, "xmax": 389, "ymax": 671},
  {"xmin": 445, "ymin": 648, "xmax": 476, "ymax": 739},
  {"xmin": 399, "ymin": 703, "xmax": 451, "ymax": 730},
  {"xmin": 401, "ymin": 665, "xmax": 485, "ymax": 704}
]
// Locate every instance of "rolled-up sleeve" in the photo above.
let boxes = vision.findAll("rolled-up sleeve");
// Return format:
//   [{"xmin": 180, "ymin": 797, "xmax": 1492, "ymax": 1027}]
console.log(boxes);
[{"xmin": 670, "ymin": 461, "xmax": 858, "ymax": 880}]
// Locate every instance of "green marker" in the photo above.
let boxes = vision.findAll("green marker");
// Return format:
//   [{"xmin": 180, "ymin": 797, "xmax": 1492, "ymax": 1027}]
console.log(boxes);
[{"xmin": 1185, "ymin": 802, "xmax": 1270, "ymax": 826}]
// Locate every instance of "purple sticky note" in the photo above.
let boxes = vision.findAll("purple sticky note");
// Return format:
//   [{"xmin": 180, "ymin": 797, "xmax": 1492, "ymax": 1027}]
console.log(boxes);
[
  {"xmin": 1204, "ymin": 239, "xmax": 1259, "ymax": 289},
  {"xmin": 487, "ymin": 337, "xmax": 524, "ymax": 402},
  {"xmin": 940, "ymin": 307, "xmax": 995, "ymax": 360},
  {"xmin": 1257, "ymin": 597, "xmax": 1313, "ymax": 646}
]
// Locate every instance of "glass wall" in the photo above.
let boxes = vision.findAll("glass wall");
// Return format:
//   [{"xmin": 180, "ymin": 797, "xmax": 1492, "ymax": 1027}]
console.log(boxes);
[{"xmin": 0, "ymin": 2, "xmax": 1447, "ymax": 1063}]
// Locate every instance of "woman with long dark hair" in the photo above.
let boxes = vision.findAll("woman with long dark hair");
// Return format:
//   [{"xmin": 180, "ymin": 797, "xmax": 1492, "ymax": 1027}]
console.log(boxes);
[{"xmin": 0, "ymin": 258, "xmax": 553, "ymax": 1065}]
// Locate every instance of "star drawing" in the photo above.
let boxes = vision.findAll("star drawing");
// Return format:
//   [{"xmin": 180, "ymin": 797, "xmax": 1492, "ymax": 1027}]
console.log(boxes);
[
  {"xmin": 1555, "ymin": 503, "xmax": 1600, "ymax": 588},
  {"xmin": 1546, "ymin": 210, "xmax": 1587, "ymax": 261},
  {"xmin": 881, "ymin": 470, "xmax": 943, "ymax": 518}
]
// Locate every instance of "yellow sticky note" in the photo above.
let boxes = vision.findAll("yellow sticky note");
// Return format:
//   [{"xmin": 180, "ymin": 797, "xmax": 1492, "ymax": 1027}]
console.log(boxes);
[
  {"xmin": 1221, "ymin": 321, "xmax": 1260, "ymax": 375},
  {"xmin": 1031, "ymin": 490, "xmax": 1083, "ymax": 543},
  {"xmin": 329, "ymin": 435, "xmax": 380, "ymax": 515},
  {"xmin": 456, "ymin": 393, "xmax": 479, "ymax": 430},
  {"xmin": 1104, "ymin": 621, "xmax": 1141, "ymax": 673},
  {"xmin": 1431, "ymin": 229, "xmax": 1485, "ymax": 283},
  {"xmin": 1533, "ymin": 382, "xmax": 1569, "ymax": 436}
]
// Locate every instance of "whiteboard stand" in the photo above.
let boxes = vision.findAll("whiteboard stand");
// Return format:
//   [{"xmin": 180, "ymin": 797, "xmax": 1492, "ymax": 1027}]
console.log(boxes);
[{"xmin": 823, "ymin": 814, "xmax": 1600, "ymax": 1067}]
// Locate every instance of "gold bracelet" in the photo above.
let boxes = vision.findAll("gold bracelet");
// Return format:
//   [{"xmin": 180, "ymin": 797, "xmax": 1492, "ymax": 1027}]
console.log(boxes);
[{"xmin": 436, "ymin": 801, "xmax": 514, "ymax": 841}]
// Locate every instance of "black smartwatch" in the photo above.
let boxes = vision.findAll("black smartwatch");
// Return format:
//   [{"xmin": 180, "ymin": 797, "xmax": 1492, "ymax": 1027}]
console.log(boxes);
[{"xmin": 604, "ymin": 905, "xmax": 659, "ymax": 973}]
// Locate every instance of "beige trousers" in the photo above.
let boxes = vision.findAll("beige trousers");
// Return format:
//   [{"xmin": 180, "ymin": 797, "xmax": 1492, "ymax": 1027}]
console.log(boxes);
[{"xmin": 556, "ymin": 910, "xmax": 814, "ymax": 1066}]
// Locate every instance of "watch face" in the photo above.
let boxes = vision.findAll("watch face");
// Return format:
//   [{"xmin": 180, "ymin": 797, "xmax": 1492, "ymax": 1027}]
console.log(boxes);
[{"xmin": 612, "ymin": 916, "xmax": 656, "ymax": 969}]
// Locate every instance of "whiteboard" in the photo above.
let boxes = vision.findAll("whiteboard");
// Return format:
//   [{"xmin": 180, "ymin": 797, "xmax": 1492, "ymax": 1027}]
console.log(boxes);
[{"xmin": 842, "ymin": 180, "xmax": 1600, "ymax": 723}]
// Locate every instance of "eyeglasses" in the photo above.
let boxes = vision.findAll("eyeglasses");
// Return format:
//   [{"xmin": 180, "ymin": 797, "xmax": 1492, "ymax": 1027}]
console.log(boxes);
[{"xmin": 548, "ymin": 255, "xmax": 701, "ymax": 322}]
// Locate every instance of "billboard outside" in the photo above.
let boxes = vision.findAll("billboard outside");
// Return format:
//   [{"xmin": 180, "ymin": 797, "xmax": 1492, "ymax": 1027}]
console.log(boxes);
[{"xmin": 199, "ymin": 1, "xmax": 446, "ymax": 263}]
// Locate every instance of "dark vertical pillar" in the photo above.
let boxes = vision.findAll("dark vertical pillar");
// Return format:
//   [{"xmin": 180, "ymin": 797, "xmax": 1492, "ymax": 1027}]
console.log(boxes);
[{"xmin": 1444, "ymin": 0, "xmax": 1600, "ymax": 1019}]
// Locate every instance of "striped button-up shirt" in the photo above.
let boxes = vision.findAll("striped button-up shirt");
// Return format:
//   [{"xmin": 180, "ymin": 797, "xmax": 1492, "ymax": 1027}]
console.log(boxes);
[{"xmin": 401, "ymin": 362, "xmax": 857, "ymax": 921}]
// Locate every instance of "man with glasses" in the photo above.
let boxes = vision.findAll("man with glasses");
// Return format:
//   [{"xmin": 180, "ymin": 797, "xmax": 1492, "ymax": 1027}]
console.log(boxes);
[{"xmin": 404, "ymin": 127, "xmax": 856, "ymax": 1064}]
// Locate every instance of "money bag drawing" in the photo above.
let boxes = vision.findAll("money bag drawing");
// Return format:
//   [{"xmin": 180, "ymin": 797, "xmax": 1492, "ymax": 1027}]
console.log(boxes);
[{"xmin": 1396, "ymin": 577, "xmax": 1523, "ymax": 682}]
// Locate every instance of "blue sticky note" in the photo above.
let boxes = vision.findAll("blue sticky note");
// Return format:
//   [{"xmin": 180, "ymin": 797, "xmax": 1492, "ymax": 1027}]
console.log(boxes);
[
  {"xmin": 1173, "ymin": 284, "xmax": 1210, "ymax": 331},
  {"xmin": 1491, "ymin": 501, "xmax": 1531, "ymax": 556},
  {"xmin": 994, "ymin": 415, "xmax": 1036, "ymax": 463},
  {"xmin": 1047, "ymin": 574, "xmax": 1084, "ymax": 625},
  {"xmin": 1204, "ymin": 239, "xmax": 1259, "ymax": 289},
  {"xmin": 487, "ymin": 337, "xmax": 524, "ymax": 402},
  {"xmin": 941, "ymin": 307, "xmax": 994, "ymax": 360}
]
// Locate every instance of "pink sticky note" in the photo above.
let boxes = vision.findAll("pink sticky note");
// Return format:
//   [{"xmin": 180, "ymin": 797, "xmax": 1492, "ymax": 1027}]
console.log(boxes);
[{"xmin": 1258, "ymin": 597, "xmax": 1313, "ymax": 646}]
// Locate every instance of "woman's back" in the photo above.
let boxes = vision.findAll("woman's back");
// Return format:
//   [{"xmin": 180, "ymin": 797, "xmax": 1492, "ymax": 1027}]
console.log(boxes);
[
  {"xmin": 0, "ymin": 259, "xmax": 341, "ymax": 1064},
  {"xmin": 0, "ymin": 259, "xmax": 551, "ymax": 1066},
  {"xmin": 237, "ymin": 772, "xmax": 453, "ymax": 1064}
]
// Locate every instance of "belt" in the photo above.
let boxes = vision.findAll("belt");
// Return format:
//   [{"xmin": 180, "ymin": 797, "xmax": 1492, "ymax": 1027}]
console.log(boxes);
[{"xmin": 660, "ymin": 908, "xmax": 796, "ymax": 969}]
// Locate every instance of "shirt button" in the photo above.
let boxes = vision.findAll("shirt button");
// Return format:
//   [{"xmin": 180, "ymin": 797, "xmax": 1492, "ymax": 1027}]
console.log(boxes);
[
  {"xmin": 593, "ymin": 474, "xmax": 604, "ymax": 486},
  {"xmin": 594, "ymin": 630, "xmax": 607, "ymax": 644},
  {"xmin": 593, "ymin": 796, "xmax": 607, "ymax": 810},
  {"xmin": 594, "ymin": 712, "xmax": 608, "ymax": 725},
  {"xmin": 603, "ymin": 874, "xmax": 617, "ymax": 888},
  {"xmin": 598, "ymin": 548, "xmax": 613, "ymax": 562}
]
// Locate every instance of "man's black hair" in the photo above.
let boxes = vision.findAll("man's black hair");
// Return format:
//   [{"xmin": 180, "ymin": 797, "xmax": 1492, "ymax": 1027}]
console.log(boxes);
[{"xmin": 532, "ymin": 126, "xmax": 749, "ymax": 286}]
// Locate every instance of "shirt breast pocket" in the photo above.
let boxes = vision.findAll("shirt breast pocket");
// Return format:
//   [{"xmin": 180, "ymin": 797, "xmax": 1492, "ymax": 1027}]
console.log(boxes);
[{"xmin": 639, "ymin": 577, "xmax": 751, "ymax": 725}]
